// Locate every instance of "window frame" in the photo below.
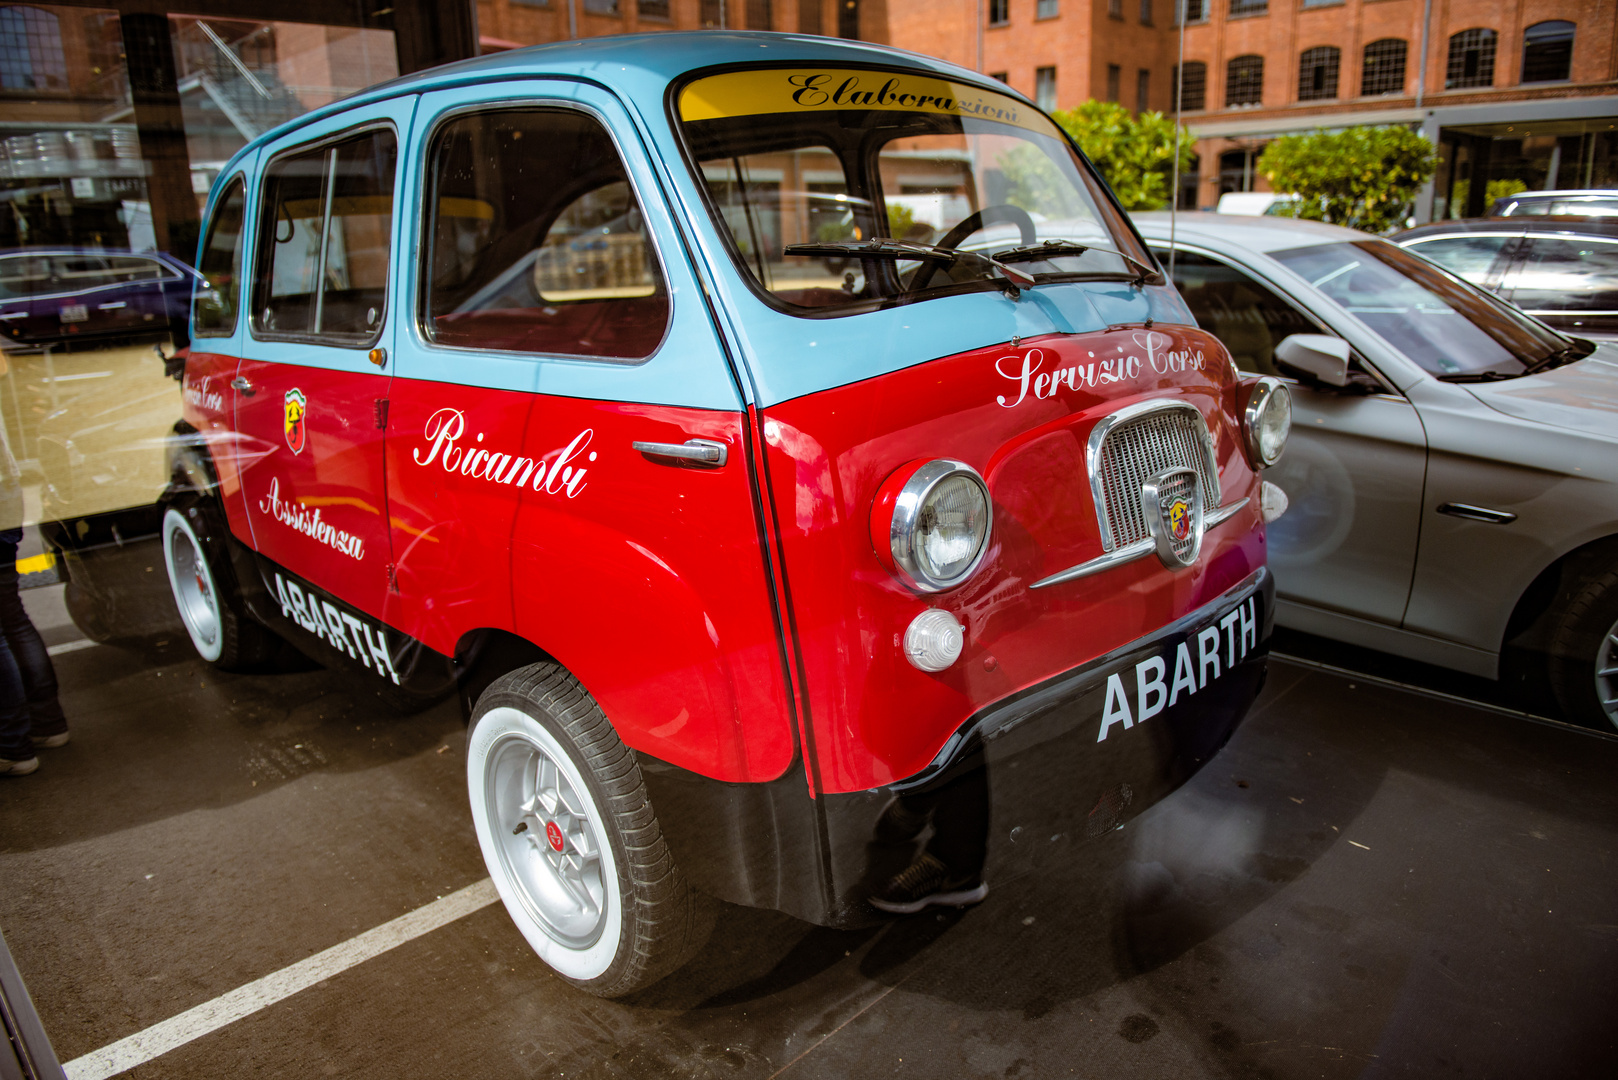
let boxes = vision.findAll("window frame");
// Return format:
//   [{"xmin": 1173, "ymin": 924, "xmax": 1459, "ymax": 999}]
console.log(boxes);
[
  {"xmin": 1297, "ymin": 45, "xmax": 1340, "ymax": 102},
  {"xmin": 1445, "ymin": 28, "xmax": 1497, "ymax": 90},
  {"xmin": 193, "ymin": 173, "xmax": 249, "ymax": 339},
  {"xmin": 1520, "ymin": 20, "xmax": 1574, "ymax": 85},
  {"xmin": 249, "ymin": 120, "xmax": 399, "ymax": 350},
  {"xmin": 1360, "ymin": 38, "xmax": 1407, "ymax": 97},
  {"xmin": 1226, "ymin": 54, "xmax": 1264, "ymax": 107},
  {"xmin": 413, "ymin": 98, "xmax": 674, "ymax": 366}
]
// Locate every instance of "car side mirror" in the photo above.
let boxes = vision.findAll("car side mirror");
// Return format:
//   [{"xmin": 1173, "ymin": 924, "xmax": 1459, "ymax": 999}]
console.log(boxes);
[{"xmin": 1275, "ymin": 333, "xmax": 1351, "ymax": 388}]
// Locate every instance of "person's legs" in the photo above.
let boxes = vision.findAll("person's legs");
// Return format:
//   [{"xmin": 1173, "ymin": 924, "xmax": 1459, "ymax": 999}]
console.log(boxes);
[
  {"xmin": 0, "ymin": 528, "xmax": 65, "ymax": 745},
  {"xmin": 0, "ymin": 631, "xmax": 36, "ymax": 770}
]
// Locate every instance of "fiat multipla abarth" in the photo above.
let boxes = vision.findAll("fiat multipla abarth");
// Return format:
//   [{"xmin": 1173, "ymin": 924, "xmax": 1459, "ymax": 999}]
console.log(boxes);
[{"xmin": 163, "ymin": 32, "xmax": 1292, "ymax": 996}]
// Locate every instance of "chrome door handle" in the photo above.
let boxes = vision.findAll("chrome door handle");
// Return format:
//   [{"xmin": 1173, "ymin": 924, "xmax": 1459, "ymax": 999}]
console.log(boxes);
[
  {"xmin": 230, "ymin": 376, "xmax": 256, "ymax": 396},
  {"xmin": 631, "ymin": 438, "xmax": 728, "ymax": 467},
  {"xmin": 97, "ymin": 301, "xmax": 127, "ymax": 310}
]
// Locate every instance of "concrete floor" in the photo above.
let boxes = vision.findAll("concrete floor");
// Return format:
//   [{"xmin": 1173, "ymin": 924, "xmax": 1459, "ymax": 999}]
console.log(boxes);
[{"xmin": 3, "ymin": 578, "xmax": 1617, "ymax": 1079}]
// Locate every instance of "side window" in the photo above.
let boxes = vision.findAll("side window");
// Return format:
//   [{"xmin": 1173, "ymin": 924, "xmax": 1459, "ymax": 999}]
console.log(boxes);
[
  {"xmin": 1154, "ymin": 248, "xmax": 1318, "ymax": 375},
  {"xmin": 194, "ymin": 177, "xmax": 246, "ymax": 337},
  {"xmin": 1506, "ymin": 237, "xmax": 1618, "ymax": 313},
  {"xmin": 1403, "ymin": 235, "xmax": 1515, "ymax": 287},
  {"xmin": 253, "ymin": 129, "xmax": 397, "ymax": 344},
  {"xmin": 423, "ymin": 108, "xmax": 668, "ymax": 360}
]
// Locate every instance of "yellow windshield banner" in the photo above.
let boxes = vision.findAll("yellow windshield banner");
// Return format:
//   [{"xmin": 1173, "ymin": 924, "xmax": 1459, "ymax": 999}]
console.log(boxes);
[{"xmin": 678, "ymin": 68, "xmax": 1050, "ymax": 134}]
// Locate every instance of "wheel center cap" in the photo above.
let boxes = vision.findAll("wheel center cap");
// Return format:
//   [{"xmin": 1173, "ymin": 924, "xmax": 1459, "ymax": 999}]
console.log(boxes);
[{"xmin": 545, "ymin": 820, "xmax": 564, "ymax": 852}]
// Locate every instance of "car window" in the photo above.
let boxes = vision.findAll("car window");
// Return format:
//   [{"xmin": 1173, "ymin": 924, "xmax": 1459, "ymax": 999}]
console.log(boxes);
[
  {"xmin": 194, "ymin": 177, "xmax": 246, "ymax": 338},
  {"xmin": 1505, "ymin": 237, "xmax": 1618, "ymax": 313},
  {"xmin": 104, "ymin": 255, "xmax": 172, "ymax": 283},
  {"xmin": 1272, "ymin": 240, "xmax": 1569, "ymax": 377},
  {"xmin": 1402, "ymin": 235, "xmax": 1516, "ymax": 286},
  {"xmin": 0, "ymin": 256, "xmax": 50, "ymax": 300},
  {"xmin": 422, "ymin": 108, "xmax": 667, "ymax": 360},
  {"xmin": 50, "ymin": 254, "xmax": 112, "ymax": 293},
  {"xmin": 1150, "ymin": 248, "xmax": 1317, "ymax": 376},
  {"xmin": 253, "ymin": 127, "xmax": 396, "ymax": 344},
  {"xmin": 1501, "ymin": 195, "xmax": 1618, "ymax": 217},
  {"xmin": 676, "ymin": 67, "xmax": 1146, "ymax": 315}
]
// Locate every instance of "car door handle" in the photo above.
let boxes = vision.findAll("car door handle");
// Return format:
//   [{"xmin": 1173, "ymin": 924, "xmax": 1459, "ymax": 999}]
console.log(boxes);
[
  {"xmin": 631, "ymin": 439, "xmax": 728, "ymax": 468},
  {"xmin": 97, "ymin": 301, "xmax": 127, "ymax": 310},
  {"xmin": 230, "ymin": 376, "xmax": 256, "ymax": 396}
]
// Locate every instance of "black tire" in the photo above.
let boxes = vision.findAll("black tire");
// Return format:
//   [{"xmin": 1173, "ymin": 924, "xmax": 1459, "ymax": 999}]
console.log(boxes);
[
  {"xmin": 160, "ymin": 498, "xmax": 282, "ymax": 672},
  {"xmin": 1545, "ymin": 563, "xmax": 1618, "ymax": 730},
  {"xmin": 466, "ymin": 663, "xmax": 707, "ymax": 997}
]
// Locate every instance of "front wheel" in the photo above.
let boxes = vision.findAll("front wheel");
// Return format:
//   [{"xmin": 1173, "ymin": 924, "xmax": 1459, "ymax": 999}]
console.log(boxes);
[
  {"xmin": 161, "ymin": 504, "xmax": 279, "ymax": 670},
  {"xmin": 467, "ymin": 664, "xmax": 706, "ymax": 997},
  {"xmin": 1545, "ymin": 565, "xmax": 1618, "ymax": 730}
]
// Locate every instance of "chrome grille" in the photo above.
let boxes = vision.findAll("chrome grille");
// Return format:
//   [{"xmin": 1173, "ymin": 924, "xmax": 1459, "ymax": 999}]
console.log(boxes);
[{"xmin": 1094, "ymin": 405, "xmax": 1219, "ymax": 550}]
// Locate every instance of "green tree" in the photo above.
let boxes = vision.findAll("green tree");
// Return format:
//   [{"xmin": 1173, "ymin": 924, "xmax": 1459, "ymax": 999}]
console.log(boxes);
[
  {"xmin": 1046, "ymin": 101, "xmax": 1196, "ymax": 212},
  {"xmin": 1257, "ymin": 126, "xmax": 1439, "ymax": 234}
]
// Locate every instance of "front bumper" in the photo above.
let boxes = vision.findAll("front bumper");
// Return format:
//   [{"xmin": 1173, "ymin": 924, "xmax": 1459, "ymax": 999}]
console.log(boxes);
[{"xmin": 643, "ymin": 567, "xmax": 1275, "ymax": 926}]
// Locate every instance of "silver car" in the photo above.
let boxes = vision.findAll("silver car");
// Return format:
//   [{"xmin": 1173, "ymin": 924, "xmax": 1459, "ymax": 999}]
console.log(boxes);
[{"xmin": 1134, "ymin": 212, "xmax": 1618, "ymax": 728}]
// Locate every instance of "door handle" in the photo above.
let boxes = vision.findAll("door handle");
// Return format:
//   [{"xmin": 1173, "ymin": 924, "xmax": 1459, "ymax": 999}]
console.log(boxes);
[
  {"xmin": 230, "ymin": 376, "xmax": 256, "ymax": 396},
  {"xmin": 631, "ymin": 438, "xmax": 728, "ymax": 468},
  {"xmin": 98, "ymin": 301, "xmax": 128, "ymax": 310}
]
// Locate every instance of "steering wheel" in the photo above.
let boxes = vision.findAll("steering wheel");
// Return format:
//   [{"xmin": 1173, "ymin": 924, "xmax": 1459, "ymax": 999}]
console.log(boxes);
[{"xmin": 906, "ymin": 204, "xmax": 1038, "ymax": 292}]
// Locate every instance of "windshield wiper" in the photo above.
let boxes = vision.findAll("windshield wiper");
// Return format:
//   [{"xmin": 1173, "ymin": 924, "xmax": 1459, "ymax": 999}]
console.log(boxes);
[
  {"xmin": 1435, "ymin": 370, "xmax": 1520, "ymax": 383},
  {"xmin": 1521, "ymin": 340, "xmax": 1594, "ymax": 376},
  {"xmin": 782, "ymin": 238, "xmax": 1036, "ymax": 297},
  {"xmin": 992, "ymin": 240, "xmax": 1165, "ymax": 287}
]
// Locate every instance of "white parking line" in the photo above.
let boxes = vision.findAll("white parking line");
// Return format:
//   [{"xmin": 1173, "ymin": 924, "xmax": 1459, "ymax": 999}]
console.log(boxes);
[
  {"xmin": 46, "ymin": 640, "xmax": 98, "ymax": 657},
  {"xmin": 63, "ymin": 878, "xmax": 499, "ymax": 1080}
]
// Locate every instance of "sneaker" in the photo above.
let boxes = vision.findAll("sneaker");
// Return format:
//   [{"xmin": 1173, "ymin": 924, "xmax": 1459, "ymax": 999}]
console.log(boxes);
[
  {"xmin": 873, "ymin": 799, "xmax": 931, "ymax": 844},
  {"xmin": 31, "ymin": 731, "xmax": 70, "ymax": 749},
  {"xmin": 869, "ymin": 852, "xmax": 987, "ymax": 914},
  {"xmin": 0, "ymin": 756, "xmax": 40, "ymax": 776}
]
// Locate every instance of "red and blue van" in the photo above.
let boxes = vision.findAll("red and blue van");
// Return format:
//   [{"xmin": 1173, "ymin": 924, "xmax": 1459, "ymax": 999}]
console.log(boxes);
[{"xmin": 165, "ymin": 31, "xmax": 1291, "ymax": 996}]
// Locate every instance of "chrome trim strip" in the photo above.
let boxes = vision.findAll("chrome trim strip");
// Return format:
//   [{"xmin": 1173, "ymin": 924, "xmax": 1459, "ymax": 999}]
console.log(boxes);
[
  {"xmin": 1029, "ymin": 538, "xmax": 1153, "ymax": 590},
  {"xmin": 1086, "ymin": 398, "xmax": 1219, "ymax": 551},
  {"xmin": 1030, "ymin": 496, "xmax": 1249, "ymax": 591},
  {"xmin": 1436, "ymin": 502, "xmax": 1517, "ymax": 524}
]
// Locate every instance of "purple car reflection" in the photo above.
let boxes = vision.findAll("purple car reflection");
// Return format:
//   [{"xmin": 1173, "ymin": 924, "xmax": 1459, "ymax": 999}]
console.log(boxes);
[{"xmin": 0, "ymin": 247, "xmax": 200, "ymax": 345}]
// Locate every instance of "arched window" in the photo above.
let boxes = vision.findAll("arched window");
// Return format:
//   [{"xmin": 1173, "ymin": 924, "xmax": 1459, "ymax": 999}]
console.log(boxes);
[
  {"xmin": 1360, "ymin": 38, "xmax": 1407, "ymax": 96},
  {"xmin": 1226, "ymin": 54, "xmax": 1263, "ymax": 107},
  {"xmin": 1173, "ymin": 61, "xmax": 1206, "ymax": 111},
  {"xmin": 1521, "ymin": 20, "xmax": 1574, "ymax": 83},
  {"xmin": 1298, "ymin": 45, "xmax": 1339, "ymax": 101},
  {"xmin": 1446, "ymin": 28, "xmax": 1496, "ymax": 89},
  {"xmin": 0, "ymin": 6, "xmax": 67, "ymax": 92}
]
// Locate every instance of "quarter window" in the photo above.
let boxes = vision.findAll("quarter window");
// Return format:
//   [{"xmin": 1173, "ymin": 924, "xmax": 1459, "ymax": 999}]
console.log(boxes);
[
  {"xmin": 422, "ymin": 108, "xmax": 667, "ymax": 360},
  {"xmin": 194, "ymin": 177, "xmax": 245, "ymax": 337},
  {"xmin": 253, "ymin": 128, "xmax": 397, "ymax": 343}
]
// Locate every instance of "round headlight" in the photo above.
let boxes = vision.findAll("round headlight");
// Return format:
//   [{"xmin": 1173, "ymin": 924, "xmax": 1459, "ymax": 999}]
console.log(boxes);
[
  {"xmin": 879, "ymin": 459, "xmax": 992, "ymax": 593},
  {"xmin": 1243, "ymin": 377, "xmax": 1292, "ymax": 469}
]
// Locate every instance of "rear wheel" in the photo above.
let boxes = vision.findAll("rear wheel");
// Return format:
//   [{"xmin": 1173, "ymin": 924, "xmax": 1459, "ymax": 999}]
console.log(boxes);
[
  {"xmin": 161, "ymin": 503, "xmax": 279, "ymax": 670},
  {"xmin": 1545, "ymin": 567, "xmax": 1618, "ymax": 730},
  {"xmin": 467, "ymin": 663, "xmax": 706, "ymax": 997}
]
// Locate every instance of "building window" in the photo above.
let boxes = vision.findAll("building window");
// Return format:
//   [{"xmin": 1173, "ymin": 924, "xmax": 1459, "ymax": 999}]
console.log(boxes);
[
  {"xmin": 1137, "ymin": 68, "xmax": 1150, "ymax": 111},
  {"xmin": 1175, "ymin": 0, "xmax": 1206, "ymax": 23},
  {"xmin": 838, "ymin": 0, "xmax": 859, "ymax": 39},
  {"xmin": 1173, "ymin": 61, "xmax": 1206, "ymax": 111},
  {"xmin": 0, "ymin": 5, "xmax": 67, "ymax": 92},
  {"xmin": 1106, "ymin": 64, "xmax": 1121, "ymax": 101},
  {"xmin": 639, "ymin": 0, "xmax": 670, "ymax": 17},
  {"xmin": 989, "ymin": 71, "xmax": 1009, "ymax": 83},
  {"xmin": 1108, "ymin": 0, "xmax": 1122, "ymax": 19},
  {"xmin": 988, "ymin": 0, "xmax": 1009, "ymax": 26},
  {"xmin": 1229, "ymin": 0, "xmax": 1267, "ymax": 16},
  {"xmin": 701, "ymin": 0, "xmax": 725, "ymax": 27},
  {"xmin": 1226, "ymin": 55, "xmax": 1263, "ymax": 107},
  {"xmin": 1446, "ymin": 28, "xmax": 1496, "ymax": 89},
  {"xmin": 1037, "ymin": 0, "xmax": 1058, "ymax": 18},
  {"xmin": 1219, "ymin": 148, "xmax": 1256, "ymax": 194},
  {"xmin": 798, "ymin": 0, "xmax": 821, "ymax": 33},
  {"xmin": 1360, "ymin": 38, "xmax": 1406, "ymax": 96},
  {"xmin": 1297, "ymin": 46, "xmax": 1339, "ymax": 101},
  {"xmin": 1140, "ymin": 0, "xmax": 1153, "ymax": 23},
  {"xmin": 1035, "ymin": 65, "xmax": 1057, "ymax": 111},
  {"xmin": 746, "ymin": 0, "xmax": 772, "ymax": 29},
  {"xmin": 581, "ymin": 0, "xmax": 619, "ymax": 13},
  {"xmin": 1521, "ymin": 20, "xmax": 1573, "ymax": 83}
]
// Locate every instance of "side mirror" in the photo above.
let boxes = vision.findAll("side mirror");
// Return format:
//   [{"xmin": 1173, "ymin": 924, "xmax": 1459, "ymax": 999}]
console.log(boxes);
[{"xmin": 1275, "ymin": 333, "xmax": 1351, "ymax": 387}]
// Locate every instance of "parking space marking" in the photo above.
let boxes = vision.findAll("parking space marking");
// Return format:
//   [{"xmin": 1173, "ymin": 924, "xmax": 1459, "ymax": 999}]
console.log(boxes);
[
  {"xmin": 46, "ymin": 639, "xmax": 97, "ymax": 657},
  {"xmin": 62, "ymin": 878, "xmax": 499, "ymax": 1080}
]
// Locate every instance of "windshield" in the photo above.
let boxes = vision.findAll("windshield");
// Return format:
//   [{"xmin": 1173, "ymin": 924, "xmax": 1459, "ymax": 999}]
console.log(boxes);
[
  {"xmin": 676, "ymin": 68, "xmax": 1148, "ymax": 313},
  {"xmin": 1271, "ymin": 240, "xmax": 1573, "ymax": 378}
]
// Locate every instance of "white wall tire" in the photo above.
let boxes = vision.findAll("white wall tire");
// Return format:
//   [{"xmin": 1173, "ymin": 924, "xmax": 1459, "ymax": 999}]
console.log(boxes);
[
  {"xmin": 163, "ymin": 507, "xmax": 226, "ymax": 662},
  {"xmin": 467, "ymin": 664, "xmax": 705, "ymax": 996}
]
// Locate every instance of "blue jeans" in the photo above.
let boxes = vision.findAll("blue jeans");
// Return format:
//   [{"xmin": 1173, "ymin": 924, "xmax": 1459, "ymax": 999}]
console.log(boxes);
[{"xmin": 0, "ymin": 527, "xmax": 67, "ymax": 761}]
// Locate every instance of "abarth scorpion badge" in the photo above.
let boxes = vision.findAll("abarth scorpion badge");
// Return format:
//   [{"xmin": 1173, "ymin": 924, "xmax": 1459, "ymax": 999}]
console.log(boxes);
[{"xmin": 1143, "ymin": 467, "xmax": 1203, "ymax": 569}]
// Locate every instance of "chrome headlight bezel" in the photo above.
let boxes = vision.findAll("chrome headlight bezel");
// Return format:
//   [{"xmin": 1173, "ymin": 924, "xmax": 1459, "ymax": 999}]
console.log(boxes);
[
  {"xmin": 883, "ymin": 458, "xmax": 993, "ymax": 594},
  {"xmin": 1242, "ymin": 377, "xmax": 1293, "ymax": 469}
]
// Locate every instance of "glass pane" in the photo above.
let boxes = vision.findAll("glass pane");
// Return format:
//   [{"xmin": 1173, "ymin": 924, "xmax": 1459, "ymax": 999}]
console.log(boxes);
[
  {"xmin": 319, "ymin": 132, "xmax": 396, "ymax": 336},
  {"xmin": 1511, "ymin": 239, "xmax": 1618, "ymax": 313},
  {"xmin": 255, "ymin": 144, "xmax": 328, "ymax": 335},
  {"xmin": 1153, "ymin": 249, "xmax": 1317, "ymax": 375},
  {"xmin": 1403, "ymin": 235, "xmax": 1512, "ymax": 285},
  {"xmin": 425, "ymin": 109, "xmax": 668, "ymax": 360},
  {"xmin": 194, "ymin": 177, "xmax": 245, "ymax": 336}
]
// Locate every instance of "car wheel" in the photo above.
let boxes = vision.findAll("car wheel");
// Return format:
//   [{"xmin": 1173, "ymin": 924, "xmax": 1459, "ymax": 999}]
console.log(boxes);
[
  {"xmin": 161, "ymin": 504, "xmax": 279, "ymax": 670},
  {"xmin": 467, "ymin": 663, "xmax": 706, "ymax": 997},
  {"xmin": 1545, "ymin": 565, "xmax": 1618, "ymax": 730}
]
